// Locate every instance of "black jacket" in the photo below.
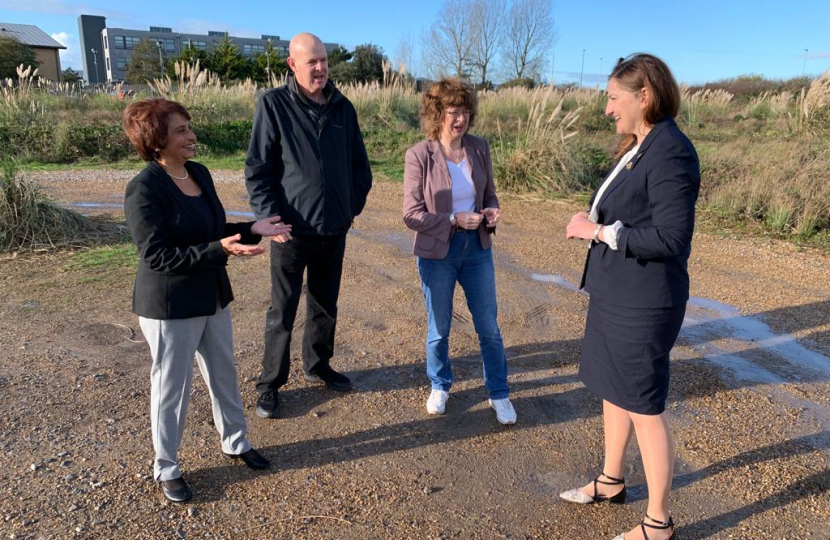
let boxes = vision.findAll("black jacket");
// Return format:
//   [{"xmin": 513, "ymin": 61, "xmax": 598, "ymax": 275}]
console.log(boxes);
[
  {"xmin": 124, "ymin": 161, "xmax": 261, "ymax": 320},
  {"xmin": 580, "ymin": 117, "xmax": 700, "ymax": 308},
  {"xmin": 244, "ymin": 74, "xmax": 373, "ymax": 236}
]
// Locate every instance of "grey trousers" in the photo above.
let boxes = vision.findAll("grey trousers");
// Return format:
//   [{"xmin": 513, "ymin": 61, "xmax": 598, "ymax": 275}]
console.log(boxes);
[{"xmin": 139, "ymin": 306, "xmax": 251, "ymax": 482}]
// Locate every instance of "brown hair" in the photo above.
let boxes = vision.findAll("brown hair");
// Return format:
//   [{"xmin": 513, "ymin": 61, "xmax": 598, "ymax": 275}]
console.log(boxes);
[
  {"xmin": 609, "ymin": 53, "xmax": 680, "ymax": 158},
  {"xmin": 123, "ymin": 98, "xmax": 192, "ymax": 161},
  {"xmin": 419, "ymin": 78, "xmax": 478, "ymax": 140}
]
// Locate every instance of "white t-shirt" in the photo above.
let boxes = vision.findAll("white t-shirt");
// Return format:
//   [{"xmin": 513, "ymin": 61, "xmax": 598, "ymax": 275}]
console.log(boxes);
[{"xmin": 448, "ymin": 158, "xmax": 476, "ymax": 213}]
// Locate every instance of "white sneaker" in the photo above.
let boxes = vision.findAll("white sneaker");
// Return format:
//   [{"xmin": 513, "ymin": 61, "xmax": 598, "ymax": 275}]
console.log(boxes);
[
  {"xmin": 489, "ymin": 398, "xmax": 517, "ymax": 425},
  {"xmin": 425, "ymin": 390, "xmax": 449, "ymax": 415}
]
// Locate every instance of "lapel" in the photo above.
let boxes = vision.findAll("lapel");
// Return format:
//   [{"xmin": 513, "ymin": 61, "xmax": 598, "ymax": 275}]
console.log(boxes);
[
  {"xmin": 464, "ymin": 135, "xmax": 485, "ymax": 211},
  {"xmin": 149, "ymin": 161, "xmax": 218, "ymax": 235},
  {"xmin": 426, "ymin": 139, "xmax": 453, "ymax": 213},
  {"xmin": 595, "ymin": 117, "xmax": 675, "ymax": 212}
]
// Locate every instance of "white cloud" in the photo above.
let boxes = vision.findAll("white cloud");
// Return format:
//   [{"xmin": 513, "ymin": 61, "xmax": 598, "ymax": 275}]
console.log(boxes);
[{"xmin": 51, "ymin": 31, "xmax": 82, "ymax": 71}]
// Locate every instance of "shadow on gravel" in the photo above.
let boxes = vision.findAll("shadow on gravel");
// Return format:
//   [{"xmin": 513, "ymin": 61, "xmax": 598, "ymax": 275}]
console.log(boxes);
[{"xmin": 678, "ymin": 432, "xmax": 830, "ymax": 539}]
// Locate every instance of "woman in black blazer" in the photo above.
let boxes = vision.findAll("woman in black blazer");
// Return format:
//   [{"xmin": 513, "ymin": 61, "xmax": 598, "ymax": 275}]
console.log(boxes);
[
  {"xmin": 123, "ymin": 98, "xmax": 290, "ymax": 503},
  {"xmin": 561, "ymin": 55, "xmax": 700, "ymax": 540}
]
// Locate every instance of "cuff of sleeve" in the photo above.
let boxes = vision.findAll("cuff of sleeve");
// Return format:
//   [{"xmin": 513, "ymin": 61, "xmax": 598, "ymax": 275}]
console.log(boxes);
[{"xmin": 604, "ymin": 221, "xmax": 625, "ymax": 251}]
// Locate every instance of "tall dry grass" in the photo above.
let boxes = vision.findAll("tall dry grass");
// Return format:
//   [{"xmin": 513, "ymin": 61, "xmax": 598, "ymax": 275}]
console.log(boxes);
[{"xmin": 0, "ymin": 160, "xmax": 121, "ymax": 251}]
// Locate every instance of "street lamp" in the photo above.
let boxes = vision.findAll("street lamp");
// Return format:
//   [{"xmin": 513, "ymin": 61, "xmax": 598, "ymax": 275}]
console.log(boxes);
[
  {"xmin": 803, "ymin": 48, "xmax": 809, "ymax": 76},
  {"xmin": 90, "ymin": 47, "xmax": 101, "ymax": 83},
  {"xmin": 579, "ymin": 49, "xmax": 586, "ymax": 87}
]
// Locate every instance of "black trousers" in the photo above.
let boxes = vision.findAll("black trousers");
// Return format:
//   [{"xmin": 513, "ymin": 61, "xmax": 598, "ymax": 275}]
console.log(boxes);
[{"xmin": 257, "ymin": 234, "xmax": 347, "ymax": 394}]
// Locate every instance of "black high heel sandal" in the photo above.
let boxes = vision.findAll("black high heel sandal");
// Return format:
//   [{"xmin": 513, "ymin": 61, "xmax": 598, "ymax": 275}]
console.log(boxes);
[
  {"xmin": 559, "ymin": 472, "xmax": 626, "ymax": 504},
  {"xmin": 612, "ymin": 514, "xmax": 675, "ymax": 540}
]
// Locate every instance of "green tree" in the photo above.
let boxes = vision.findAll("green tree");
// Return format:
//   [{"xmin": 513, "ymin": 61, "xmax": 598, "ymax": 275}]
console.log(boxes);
[
  {"xmin": 251, "ymin": 40, "xmax": 288, "ymax": 82},
  {"xmin": 167, "ymin": 44, "xmax": 209, "ymax": 77},
  {"xmin": 60, "ymin": 67, "xmax": 82, "ymax": 84},
  {"xmin": 125, "ymin": 39, "xmax": 166, "ymax": 83},
  {"xmin": 206, "ymin": 37, "xmax": 252, "ymax": 81},
  {"xmin": 0, "ymin": 36, "xmax": 39, "ymax": 79},
  {"xmin": 327, "ymin": 45, "xmax": 352, "ymax": 67},
  {"xmin": 329, "ymin": 43, "xmax": 386, "ymax": 85}
]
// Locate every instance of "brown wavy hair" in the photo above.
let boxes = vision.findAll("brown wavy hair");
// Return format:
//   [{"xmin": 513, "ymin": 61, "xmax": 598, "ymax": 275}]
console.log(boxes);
[
  {"xmin": 609, "ymin": 53, "xmax": 680, "ymax": 158},
  {"xmin": 123, "ymin": 98, "xmax": 192, "ymax": 161},
  {"xmin": 420, "ymin": 78, "xmax": 478, "ymax": 140}
]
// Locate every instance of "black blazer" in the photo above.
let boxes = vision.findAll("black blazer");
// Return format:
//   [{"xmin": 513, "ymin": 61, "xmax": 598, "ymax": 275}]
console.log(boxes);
[
  {"xmin": 124, "ymin": 161, "xmax": 261, "ymax": 320},
  {"xmin": 580, "ymin": 117, "xmax": 700, "ymax": 308}
]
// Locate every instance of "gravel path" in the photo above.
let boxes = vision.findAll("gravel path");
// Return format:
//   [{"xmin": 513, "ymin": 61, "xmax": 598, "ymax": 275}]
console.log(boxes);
[{"xmin": 0, "ymin": 169, "xmax": 827, "ymax": 539}]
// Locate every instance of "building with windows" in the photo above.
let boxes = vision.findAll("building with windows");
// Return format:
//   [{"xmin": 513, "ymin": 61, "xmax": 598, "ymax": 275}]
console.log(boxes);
[
  {"xmin": 77, "ymin": 14, "xmax": 338, "ymax": 83},
  {"xmin": 0, "ymin": 22, "xmax": 66, "ymax": 81}
]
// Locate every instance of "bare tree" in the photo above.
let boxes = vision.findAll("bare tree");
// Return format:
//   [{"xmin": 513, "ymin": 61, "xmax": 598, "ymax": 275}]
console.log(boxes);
[
  {"xmin": 504, "ymin": 0, "xmax": 557, "ymax": 80},
  {"xmin": 421, "ymin": 0, "xmax": 474, "ymax": 78},
  {"xmin": 393, "ymin": 33, "xmax": 414, "ymax": 75},
  {"xmin": 469, "ymin": 0, "xmax": 506, "ymax": 87}
]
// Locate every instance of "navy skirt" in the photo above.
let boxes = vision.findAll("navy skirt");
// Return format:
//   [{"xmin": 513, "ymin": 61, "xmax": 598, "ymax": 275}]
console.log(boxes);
[{"xmin": 579, "ymin": 296, "xmax": 685, "ymax": 415}]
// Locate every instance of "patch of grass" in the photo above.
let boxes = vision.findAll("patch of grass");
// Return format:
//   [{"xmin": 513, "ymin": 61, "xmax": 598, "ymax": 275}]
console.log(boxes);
[{"xmin": 67, "ymin": 243, "xmax": 138, "ymax": 271}]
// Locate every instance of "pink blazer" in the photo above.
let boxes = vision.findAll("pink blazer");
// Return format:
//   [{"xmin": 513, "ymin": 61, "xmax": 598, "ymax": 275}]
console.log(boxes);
[{"xmin": 403, "ymin": 134, "xmax": 499, "ymax": 260}]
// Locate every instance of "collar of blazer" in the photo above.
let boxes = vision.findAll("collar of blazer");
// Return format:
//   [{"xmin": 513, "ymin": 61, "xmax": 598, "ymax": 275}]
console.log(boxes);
[
  {"xmin": 425, "ymin": 135, "xmax": 486, "ymax": 212},
  {"xmin": 148, "ymin": 160, "xmax": 224, "ymax": 233},
  {"xmin": 593, "ymin": 116, "xmax": 677, "ymax": 211}
]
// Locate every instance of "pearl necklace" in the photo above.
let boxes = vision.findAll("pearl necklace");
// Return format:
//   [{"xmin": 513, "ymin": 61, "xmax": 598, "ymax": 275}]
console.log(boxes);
[{"xmin": 160, "ymin": 163, "xmax": 188, "ymax": 180}]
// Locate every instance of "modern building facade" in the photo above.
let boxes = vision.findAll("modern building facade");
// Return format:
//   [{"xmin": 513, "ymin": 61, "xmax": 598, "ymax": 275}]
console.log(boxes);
[
  {"xmin": 0, "ymin": 22, "xmax": 66, "ymax": 81},
  {"xmin": 77, "ymin": 14, "xmax": 338, "ymax": 83}
]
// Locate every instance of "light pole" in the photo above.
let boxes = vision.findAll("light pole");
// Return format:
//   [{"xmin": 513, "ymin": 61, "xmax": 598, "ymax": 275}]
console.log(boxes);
[
  {"xmin": 802, "ymin": 48, "xmax": 809, "ymax": 76},
  {"xmin": 550, "ymin": 51, "xmax": 556, "ymax": 86},
  {"xmin": 90, "ymin": 47, "xmax": 101, "ymax": 84},
  {"xmin": 156, "ymin": 40, "xmax": 164, "ymax": 78},
  {"xmin": 599, "ymin": 57, "xmax": 603, "ymax": 77},
  {"xmin": 579, "ymin": 49, "xmax": 586, "ymax": 87},
  {"xmin": 266, "ymin": 38, "xmax": 272, "ymax": 77}
]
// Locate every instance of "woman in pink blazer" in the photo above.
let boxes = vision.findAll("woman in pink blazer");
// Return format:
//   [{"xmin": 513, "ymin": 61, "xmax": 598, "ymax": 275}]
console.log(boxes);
[{"xmin": 403, "ymin": 78, "xmax": 516, "ymax": 425}]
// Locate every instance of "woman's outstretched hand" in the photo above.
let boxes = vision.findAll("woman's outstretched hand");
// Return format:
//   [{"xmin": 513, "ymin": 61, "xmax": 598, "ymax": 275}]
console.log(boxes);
[{"xmin": 221, "ymin": 234, "xmax": 265, "ymax": 257}]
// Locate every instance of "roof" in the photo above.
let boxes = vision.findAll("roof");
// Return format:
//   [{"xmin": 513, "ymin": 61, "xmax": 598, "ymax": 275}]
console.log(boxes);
[{"xmin": 0, "ymin": 23, "xmax": 66, "ymax": 49}]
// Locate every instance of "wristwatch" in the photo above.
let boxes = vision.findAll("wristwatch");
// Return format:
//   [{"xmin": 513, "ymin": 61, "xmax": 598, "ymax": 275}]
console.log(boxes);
[
  {"xmin": 449, "ymin": 213, "xmax": 457, "ymax": 227},
  {"xmin": 591, "ymin": 224, "xmax": 603, "ymax": 242}
]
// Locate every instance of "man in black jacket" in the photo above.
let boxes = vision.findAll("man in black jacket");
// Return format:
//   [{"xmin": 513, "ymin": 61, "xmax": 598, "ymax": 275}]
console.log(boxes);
[{"xmin": 245, "ymin": 32, "xmax": 372, "ymax": 418}]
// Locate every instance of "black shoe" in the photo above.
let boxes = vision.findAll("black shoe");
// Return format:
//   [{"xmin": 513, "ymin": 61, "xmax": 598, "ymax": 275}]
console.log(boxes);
[
  {"xmin": 304, "ymin": 365, "xmax": 352, "ymax": 392},
  {"xmin": 160, "ymin": 477, "xmax": 192, "ymax": 503},
  {"xmin": 224, "ymin": 447, "xmax": 270, "ymax": 470},
  {"xmin": 256, "ymin": 389, "xmax": 279, "ymax": 418}
]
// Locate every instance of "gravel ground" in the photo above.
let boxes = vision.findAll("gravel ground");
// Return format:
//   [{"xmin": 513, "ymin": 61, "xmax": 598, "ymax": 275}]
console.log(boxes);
[{"xmin": 0, "ymin": 169, "xmax": 828, "ymax": 539}]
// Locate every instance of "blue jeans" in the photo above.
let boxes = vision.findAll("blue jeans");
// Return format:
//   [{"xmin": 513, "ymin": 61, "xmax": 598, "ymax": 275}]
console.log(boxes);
[{"xmin": 417, "ymin": 230, "xmax": 509, "ymax": 399}]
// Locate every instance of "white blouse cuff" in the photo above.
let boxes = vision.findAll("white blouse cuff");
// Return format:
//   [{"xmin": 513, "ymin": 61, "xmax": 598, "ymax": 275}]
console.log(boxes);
[{"xmin": 604, "ymin": 220, "xmax": 624, "ymax": 251}]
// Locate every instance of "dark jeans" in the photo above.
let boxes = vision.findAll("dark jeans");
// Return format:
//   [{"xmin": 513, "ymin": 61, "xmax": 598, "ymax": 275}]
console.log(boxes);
[{"xmin": 256, "ymin": 234, "xmax": 346, "ymax": 394}]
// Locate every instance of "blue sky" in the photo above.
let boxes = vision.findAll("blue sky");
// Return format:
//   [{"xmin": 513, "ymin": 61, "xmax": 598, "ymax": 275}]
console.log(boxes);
[{"xmin": 1, "ymin": 0, "xmax": 828, "ymax": 85}]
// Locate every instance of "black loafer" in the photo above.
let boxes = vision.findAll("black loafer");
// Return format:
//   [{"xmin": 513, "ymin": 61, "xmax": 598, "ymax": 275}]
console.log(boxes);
[
  {"xmin": 255, "ymin": 389, "xmax": 279, "ymax": 419},
  {"xmin": 225, "ymin": 448, "xmax": 270, "ymax": 470},
  {"xmin": 304, "ymin": 365, "xmax": 352, "ymax": 392},
  {"xmin": 161, "ymin": 477, "xmax": 192, "ymax": 503}
]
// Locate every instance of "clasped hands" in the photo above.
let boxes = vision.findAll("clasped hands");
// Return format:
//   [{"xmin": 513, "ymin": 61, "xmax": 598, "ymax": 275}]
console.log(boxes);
[
  {"xmin": 565, "ymin": 211, "xmax": 601, "ymax": 241},
  {"xmin": 455, "ymin": 207, "xmax": 501, "ymax": 230},
  {"xmin": 221, "ymin": 215, "xmax": 293, "ymax": 256}
]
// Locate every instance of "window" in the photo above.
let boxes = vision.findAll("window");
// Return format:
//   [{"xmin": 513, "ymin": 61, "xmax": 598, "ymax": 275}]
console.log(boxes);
[
  {"xmin": 104, "ymin": 40, "xmax": 107, "ymax": 50},
  {"xmin": 160, "ymin": 38, "xmax": 176, "ymax": 53},
  {"xmin": 191, "ymin": 40, "xmax": 207, "ymax": 51},
  {"xmin": 116, "ymin": 57, "xmax": 130, "ymax": 71},
  {"xmin": 106, "ymin": 58, "xmax": 110, "ymax": 70},
  {"xmin": 114, "ymin": 36, "xmax": 124, "ymax": 49},
  {"xmin": 124, "ymin": 36, "xmax": 141, "ymax": 50},
  {"xmin": 243, "ymin": 44, "xmax": 265, "ymax": 56}
]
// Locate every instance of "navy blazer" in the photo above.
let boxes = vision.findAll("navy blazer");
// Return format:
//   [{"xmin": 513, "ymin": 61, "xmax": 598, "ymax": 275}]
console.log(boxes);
[
  {"xmin": 580, "ymin": 117, "xmax": 700, "ymax": 308},
  {"xmin": 124, "ymin": 161, "xmax": 261, "ymax": 320}
]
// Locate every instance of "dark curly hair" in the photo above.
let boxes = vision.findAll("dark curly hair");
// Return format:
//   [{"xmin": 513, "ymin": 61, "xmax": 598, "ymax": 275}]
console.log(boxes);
[
  {"xmin": 123, "ymin": 98, "xmax": 192, "ymax": 161},
  {"xmin": 609, "ymin": 53, "xmax": 680, "ymax": 158},
  {"xmin": 419, "ymin": 78, "xmax": 478, "ymax": 140}
]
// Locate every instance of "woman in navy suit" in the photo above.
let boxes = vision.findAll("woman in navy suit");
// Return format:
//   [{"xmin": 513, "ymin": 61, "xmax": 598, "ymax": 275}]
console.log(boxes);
[
  {"xmin": 560, "ymin": 54, "xmax": 700, "ymax": 540},
  {"xmin": 123, "ymin": 98, "xmax": 291, "ymax": 502}
]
